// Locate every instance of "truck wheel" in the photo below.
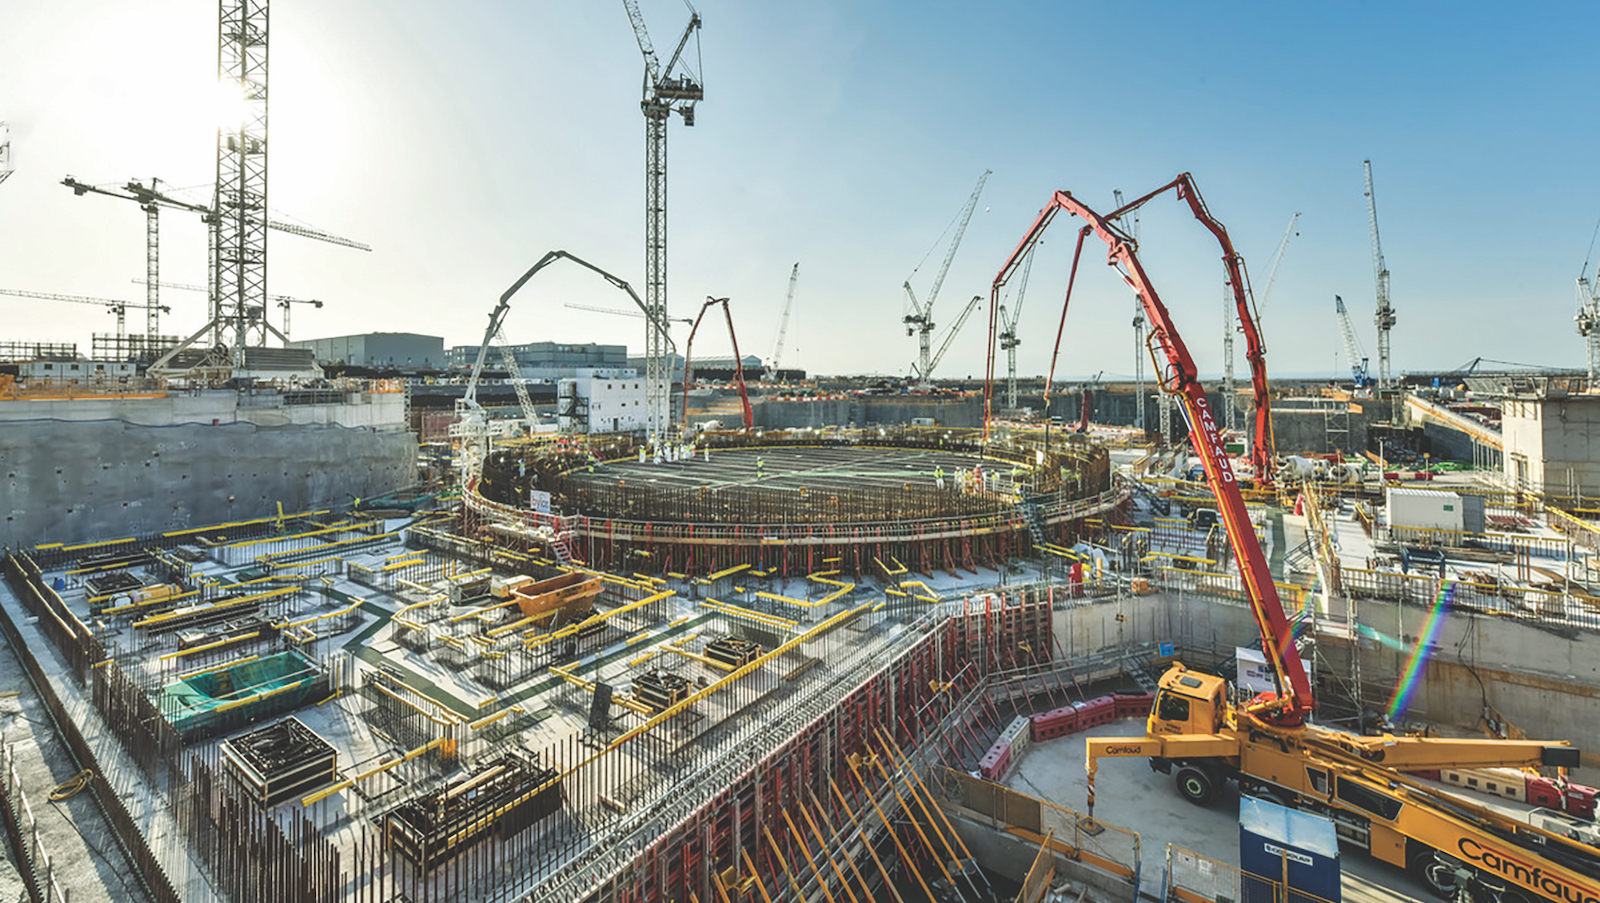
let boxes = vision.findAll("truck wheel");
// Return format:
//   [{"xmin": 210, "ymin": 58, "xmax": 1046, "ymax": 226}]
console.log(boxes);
[
  {"xmin": 1174, "ymin": 766, "xmax": 1217, "ymax": 807},
  {"xmin": 1410, "ymin": 849, "xmax": 1462, "ymax": 899}
]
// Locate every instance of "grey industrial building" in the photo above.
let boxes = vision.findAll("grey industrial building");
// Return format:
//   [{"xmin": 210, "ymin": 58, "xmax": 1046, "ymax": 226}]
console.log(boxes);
[
  {"xmin": 446, "ymin": 341, "xmax": 629, "ymax": 378},
  {"xmin": 291, "ymin": 332, "xmax": 446, "ymax": 370}
]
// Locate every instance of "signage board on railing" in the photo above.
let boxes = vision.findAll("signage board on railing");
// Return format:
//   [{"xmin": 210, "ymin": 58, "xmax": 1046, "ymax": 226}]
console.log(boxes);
[{"xmin": 1236, "ymin": 646, "xmax": 1312, "ymax": 696}]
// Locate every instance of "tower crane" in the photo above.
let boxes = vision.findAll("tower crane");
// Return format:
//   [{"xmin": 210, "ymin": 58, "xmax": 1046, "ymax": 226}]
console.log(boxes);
[
  {"xmin": 1115, "ymin": 189, "xmax": 1148, "ymax": 436},
  {"xmin": 562, "ymin": 302, "xmax": 693, "ymax": 329},
  {"xmin": 62, "ymin": 177, "xmax": 177, "ymax": 339},
  {"xmin": 1577, "ymin": 282, "xmax": 1600, "ymax": 382},
  {"xmin": 1363, "ymin": 160, "xmax": 1396, "ymax": 389},
  {"xmin": 133, "ymin": 279, "xmax": 323, "ymax": 340},
  {"xmin": 1334, "ymin": 295, "xmax": 1370, "ymax": 387},
  {"xmin": 65, "ymin": 177, "xmax": 366, "ymax": 347},
  {"xmin": 0, "ymin": 288, "xmax": 169, "ymax": 338},
  {"xmin": 904, "ymin": 170, "xmax": 990, "ymax": 384},
  {"xmin": 1576, "ymin": 229, "xmax": 1600, "ymax": 380},
  {"xmin": 276, "ymin": 297, "xmax": 323, "ymax": 339},
  {"xmin": 997, "ymin": 243, "xmax": 1035, "ymax": 410},
  {"xmin": 0, "ymin": 122, "xmax": 13, "ymax": 187},
  {"xmin": 921, "ymin": 294, "xmax": 982, "ymax": 382},
  {"xmin": 682, "ymin": 296, "xmax": 753, "ymax": 430},
  {"xmin": 770, "ymin": 262, "xmax": 799, "ymax": 373},
  {"xmin": 623, "ymin": 0, "xmax": 704, "ymax": 444}
]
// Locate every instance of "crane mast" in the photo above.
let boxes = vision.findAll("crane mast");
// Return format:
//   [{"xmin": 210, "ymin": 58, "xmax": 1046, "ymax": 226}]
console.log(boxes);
[
  {"xmin": 1577, "ymin": 278, "xmax": 1600, "ymax": 381},
  {"xmin": 1363, "ymin": 160, "xmax": 1396, "ymax": 389},
  {"xmin": 1115, "ymin": 190, "xmax": 1148, "ymax": 435},
  {"xmin": 214, "ymin": 0, "xmax": 271, "ymax": 365},
  {"xmin": 771, "ymin": 262, "xmax": 799, "ymax": 372},
  {"xmin": 998, "ymin": 244, "xmax": 1035, "ymax": 410},
  {"xmin": 904, "ymin": 170, "xmax": 989, "ymax": 384},
  {"xmin": 623, "ymin": 1, "xmax": 703, "ymax": 444}
]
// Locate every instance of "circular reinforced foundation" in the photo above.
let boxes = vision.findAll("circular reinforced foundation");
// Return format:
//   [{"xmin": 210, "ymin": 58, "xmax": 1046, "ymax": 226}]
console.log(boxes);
[{"xmin": 470, "ymin": 434, "xmax": 1120, "ymax": 578}]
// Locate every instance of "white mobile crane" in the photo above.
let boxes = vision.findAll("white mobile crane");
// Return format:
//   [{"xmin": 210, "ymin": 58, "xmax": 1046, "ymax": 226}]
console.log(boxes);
[
  {"xmin": 770, "ymin": 262, "xmax": 799, "ymax": 375},
  {"xmin": 1334, "ymin": 295, "xmax": 1371, "ymax": 387}
]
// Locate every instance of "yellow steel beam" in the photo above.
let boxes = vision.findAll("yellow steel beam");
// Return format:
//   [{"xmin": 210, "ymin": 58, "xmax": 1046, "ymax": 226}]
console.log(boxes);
[
  {"xmin": 609, "ymin": 600, "xmax": 872, "ymax": 748},
  {"xmin": 160, "ymin": 634, "xmax": 261, "ymax": 662},
  {"xmin": 663, "ymin": 644, "xmax": 735, "ymax": 672},
  {"xmin": 214, "ymin": 677, "xmax": 309, "ymax": 713},
  {"xmin": 176, "ymin": 653, "xmax": 260, "ymax": 678},
  {"xmin": 132, "ymin": 585, "xmax": 299, "ymax": 627}
]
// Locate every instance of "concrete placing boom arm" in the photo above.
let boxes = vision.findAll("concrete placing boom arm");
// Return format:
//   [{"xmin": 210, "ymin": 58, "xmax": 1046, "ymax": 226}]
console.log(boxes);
[
  {"xmin": 984, "ymin": 174, "xmax": 1277, "ymax": 487},
  {"xmin": 465, "ymin": 250, "xmax": 671, "ymax": 409},
  {"xmin": 985, "ymin": 180, "xmax": 1311, "ymax": 720},
  {"xmin": 682, "ymin": 296, "xmax": 754, "ymax": 430}
]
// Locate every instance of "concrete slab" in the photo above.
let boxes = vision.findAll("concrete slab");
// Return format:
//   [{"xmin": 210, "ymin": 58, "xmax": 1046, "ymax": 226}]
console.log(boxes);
[{"xmin": 1008, "ymin": 718, "xmax": 1434, "ymax": 903}]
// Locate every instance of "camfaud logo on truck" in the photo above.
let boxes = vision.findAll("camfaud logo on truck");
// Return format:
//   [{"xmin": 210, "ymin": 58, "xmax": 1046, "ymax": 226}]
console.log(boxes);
[{"xmin": 1458, "ymin": 838, "xmax": 1600, "ymax": 903}]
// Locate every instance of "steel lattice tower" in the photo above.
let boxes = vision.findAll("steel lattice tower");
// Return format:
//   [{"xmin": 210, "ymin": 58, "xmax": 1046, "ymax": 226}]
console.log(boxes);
[
  {"xmin": 214, "ymin": 0, "xmax": 269, "ymax": 362},
  {"xmin": 643, "ymin": 102, "xmax": 670, "ymax": 440},
  {"xmin": 625, "ymin": 3, "xmax": 701, "ymax": 442}
]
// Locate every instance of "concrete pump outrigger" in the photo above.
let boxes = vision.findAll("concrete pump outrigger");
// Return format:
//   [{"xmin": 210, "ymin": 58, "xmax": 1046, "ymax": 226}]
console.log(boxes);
[{"xmin": 986, "ymin": 176, "xmax": 1598, "ymax": 902}]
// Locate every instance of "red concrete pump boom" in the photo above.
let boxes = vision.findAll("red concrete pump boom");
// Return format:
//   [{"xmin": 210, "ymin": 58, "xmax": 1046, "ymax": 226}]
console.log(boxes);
[
  {"xmin": 984, "ymin": 174, "xmax": 1277, "ymax": 487},
  {"xmin": 984, "ymin": 179, "xmax": 1311, "ymax": 721},
  {"xmin": 682, "ymin": 296, "xmax": 754, "ymax": 430}
]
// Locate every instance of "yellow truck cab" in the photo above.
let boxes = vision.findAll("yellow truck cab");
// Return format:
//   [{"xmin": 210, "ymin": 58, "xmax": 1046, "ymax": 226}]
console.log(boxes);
[{"xmin": 1148, "ymin": 665, "xmax": 1227, "ymax": 738}]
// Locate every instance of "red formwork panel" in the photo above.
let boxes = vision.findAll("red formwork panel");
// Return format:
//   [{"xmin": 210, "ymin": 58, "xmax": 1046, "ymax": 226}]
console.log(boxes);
[
  {"xmin": 1029, "ymin": 707, "xmax": 1079, "ymax": 741},
  {"xmin": 1113, "ymin": 693, "xmax": 1154, "ymax": 719},
  {"xmin": 1527, "ymin": 775, "xmax": 1564, "ymax": 810},
  {"xmin": 1075, "ymin": 696, "xmax": 1116, "ymax": 729},
  {"xmin": 1565, "ymin": 783, "xmax": 1598, "ymax": 820}
]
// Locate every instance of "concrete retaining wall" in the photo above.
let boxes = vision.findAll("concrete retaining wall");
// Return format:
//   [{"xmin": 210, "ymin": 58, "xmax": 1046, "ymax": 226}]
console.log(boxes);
[
  {"xmin": 0, "ymin": 419, "xmax": 414, "ymax": 548},
  {"xmin": 1091, "ymin": 589, "xmax": 1600, "ymax": 773}
]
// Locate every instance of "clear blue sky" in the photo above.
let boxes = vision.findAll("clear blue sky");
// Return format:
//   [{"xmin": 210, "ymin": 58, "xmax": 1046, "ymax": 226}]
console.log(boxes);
[{"xmin": 0, "ymin": 1, "xmax": 1593, "ymax": 379}]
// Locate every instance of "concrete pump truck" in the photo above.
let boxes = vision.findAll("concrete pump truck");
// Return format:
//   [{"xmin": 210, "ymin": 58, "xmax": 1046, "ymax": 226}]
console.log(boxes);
[{"xmin": 983, "ymin": 176, "xmax": 1599, "ymax": 903}]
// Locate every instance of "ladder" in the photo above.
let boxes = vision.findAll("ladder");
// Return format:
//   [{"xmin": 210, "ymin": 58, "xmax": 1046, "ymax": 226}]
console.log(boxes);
[{"xmin": 1019, "ymin": 499, "xmax": 1049, "ymax": 549}]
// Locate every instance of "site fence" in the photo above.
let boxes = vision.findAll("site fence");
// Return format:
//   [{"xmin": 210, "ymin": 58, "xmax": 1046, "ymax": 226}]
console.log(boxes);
[
  {"xmin": 0, "ymin": 738, "xmax": 71, "ymax": 903},
  {"xmin": 944, "ymin": 768, "xmax": 1142, "ymax": 885}
]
